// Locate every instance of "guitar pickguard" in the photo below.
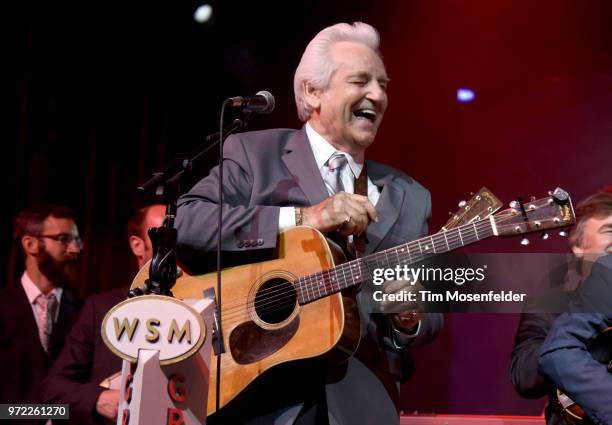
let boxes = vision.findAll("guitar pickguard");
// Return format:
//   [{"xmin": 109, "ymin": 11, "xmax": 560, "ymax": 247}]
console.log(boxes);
[{"xmin": 229, "ymin": 317, "xmax": 300, "ymax": 364}]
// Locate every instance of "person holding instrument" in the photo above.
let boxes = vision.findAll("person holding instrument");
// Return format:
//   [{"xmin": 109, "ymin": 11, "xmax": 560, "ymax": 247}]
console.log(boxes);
[{"xmin": 176, "ymin": 22, "xmax": 442, "ymax": 425}]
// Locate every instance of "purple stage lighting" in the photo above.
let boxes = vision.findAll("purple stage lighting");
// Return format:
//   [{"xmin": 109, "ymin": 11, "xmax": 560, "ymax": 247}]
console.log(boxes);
[{"xmin": 457, "ymin": 88, "xmax": 475, "ymax": 103}]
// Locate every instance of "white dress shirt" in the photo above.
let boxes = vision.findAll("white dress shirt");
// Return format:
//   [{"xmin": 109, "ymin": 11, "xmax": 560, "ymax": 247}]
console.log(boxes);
[{"xmin": 21, "ymin": 271, "xmax": 63, "ymax": 329}]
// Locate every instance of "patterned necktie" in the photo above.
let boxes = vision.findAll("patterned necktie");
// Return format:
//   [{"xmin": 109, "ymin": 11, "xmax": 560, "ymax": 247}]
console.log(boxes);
[
  {"xmin": 34, "ymin": 293, "xmax": 58, "ymax": 353},
  {"xmin": 324, "ymin": 152, "xmax": 362, "ymax": 257},
  {"xmin": 324, "ymin": 153, "xmax": 348, "ymax": 194}
]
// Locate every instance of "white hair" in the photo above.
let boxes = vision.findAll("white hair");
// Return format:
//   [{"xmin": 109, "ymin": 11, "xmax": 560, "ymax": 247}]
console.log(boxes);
[{"xmin": 293, "ymin": 22, "xmax": 381, "ymax": 122}]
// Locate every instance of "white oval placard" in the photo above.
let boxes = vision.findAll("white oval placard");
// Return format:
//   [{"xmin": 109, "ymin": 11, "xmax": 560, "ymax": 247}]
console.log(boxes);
[{"xmin": 101, "ymin": 295, "xmax": 206, "ymax": 365}]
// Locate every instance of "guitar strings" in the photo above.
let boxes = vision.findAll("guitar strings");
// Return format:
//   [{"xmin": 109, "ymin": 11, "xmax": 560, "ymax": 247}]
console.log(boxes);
[
  {"xmin": 221, "ymin": 220, "xmax": 496, "ymax": 321},
  {"xmin": 217, "ymin": 215, "xmax": 515, "ymax": 321},
  {"xmin": 217, "ymin": 216, "xmax": 499, "ymax": 312},
  {"xmin": 215, "ymin": 217, "xmax": 494, "ymax": 316},
  {"xmin": 222, "ymin": 208, "xmax": 543, "ymax": 320},
  {"xmin": 214, "ymin": 216, "xmax": 531, "ymax": 324},
  {"xmin": 228, "ymin": 212, "xmax": 560, "ymax": 323},
  {"xmin": 227, "ymin": 217, "xmax": 558, "ymax": 324},
  {"xmin": 180, "ymin": 195, "xmax": 554, "ymax": 323},
  {"xmin": 218, "ymin": 221, "xmax": 510, "ymax": 324}
]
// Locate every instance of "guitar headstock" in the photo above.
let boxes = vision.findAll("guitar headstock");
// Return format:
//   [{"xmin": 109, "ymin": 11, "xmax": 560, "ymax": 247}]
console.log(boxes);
[
  {"xmin": 493, "ymin": 188, "xmax": 575, "ymax": 237},
  {"xmin": 442, "ymin": 187, "xmax": 503, "ymax": 231}
]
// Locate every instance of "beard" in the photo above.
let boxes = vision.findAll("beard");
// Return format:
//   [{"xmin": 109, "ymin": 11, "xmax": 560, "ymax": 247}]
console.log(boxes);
[{"xmin": 37, "ymin": 245, "xmax": 80, "ymax": 287}]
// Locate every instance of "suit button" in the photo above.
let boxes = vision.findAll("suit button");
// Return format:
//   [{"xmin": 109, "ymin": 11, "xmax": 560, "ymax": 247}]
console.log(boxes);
[
  {"xmin": 237, "ymin": 241, "xmax": 244, "ymax": 248},
  {"xmin": 257, "ymin": 238, "xmax": 264, "ymax": 246}
]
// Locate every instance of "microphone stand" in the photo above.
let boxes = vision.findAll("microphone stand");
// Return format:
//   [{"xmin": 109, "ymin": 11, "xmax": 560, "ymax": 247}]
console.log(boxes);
[
  {"xmin": 133, "ymin": 107, "xmax": 252, "ymax": 417},
  {"xmin": 135, "ymin": 118, "xmax": 247, "ymax": 197},
  {"xmin": 129, "ymin": 115, "xmax": 248, "ymax": 299}
]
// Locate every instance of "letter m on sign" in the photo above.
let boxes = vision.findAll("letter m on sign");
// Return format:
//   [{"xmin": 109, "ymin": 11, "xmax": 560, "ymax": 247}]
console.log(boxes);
[
  {"xmin": 113, "ymin": 317, "xmax": 139, "ymax": 341},
  {"xmin": 167, "ymin": 319, "xmax": 191, "ymax": 344}
]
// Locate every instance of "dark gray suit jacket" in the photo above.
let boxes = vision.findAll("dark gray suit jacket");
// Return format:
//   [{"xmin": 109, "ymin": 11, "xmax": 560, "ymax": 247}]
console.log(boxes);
[{"xmin": 176, "ymin": 127, "xmax": 443, "ymax": 425}]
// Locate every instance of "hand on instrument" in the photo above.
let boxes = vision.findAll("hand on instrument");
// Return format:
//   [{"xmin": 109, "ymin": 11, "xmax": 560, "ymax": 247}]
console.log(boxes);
[
  {"xmin": 391, "ymin": 311, "xmax": 422, "ymax": 333},
  {"xmin": 380, "ymin": 278, "xmax": 424, "ymax": 333},
  {"xmin": 379, "ymin": 278, "xmax": 424, "ymax": 315},
  {"xmin": 302, "ymin": 192, "xmax": 378, "ymax": 236}
]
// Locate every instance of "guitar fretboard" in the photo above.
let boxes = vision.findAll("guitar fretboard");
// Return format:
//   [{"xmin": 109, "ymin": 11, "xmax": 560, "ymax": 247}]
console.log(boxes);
[{"xmin": 295, "ymin": 218, "xmax": 495, "ymax": 305}]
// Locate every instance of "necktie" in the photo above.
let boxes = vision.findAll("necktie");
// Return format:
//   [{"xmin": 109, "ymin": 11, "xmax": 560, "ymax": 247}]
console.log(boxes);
[
  {"xmin": 34, "ymin": 293, "xmax": 58, "ymax": 353},
  {"xmin": 324, "ymin": 153, "xmax": 348, "ymax": 195},
  {"xmin": 323, "ymin": 153, "xmax": 369, "ymax": 258}
]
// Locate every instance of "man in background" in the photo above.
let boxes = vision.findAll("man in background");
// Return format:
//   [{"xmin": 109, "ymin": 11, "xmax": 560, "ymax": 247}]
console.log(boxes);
[
  {"xmin": 510, "ymin": 190, "xmax": 612, "ymax": 424},
  {"xmin": 0, "ymin": 204, "xmax": 83, "ymax": 422},
  {"xmin": 42, "ymin": 203, "xmax": 165, "ymax": 424},
  {"xmin": 537, "ymin": 187, "xmax": 612, "ymax": 424}
]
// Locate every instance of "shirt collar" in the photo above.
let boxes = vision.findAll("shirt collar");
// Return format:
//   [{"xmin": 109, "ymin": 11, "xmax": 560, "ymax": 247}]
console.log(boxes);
[
  {"xmin": 21, "ymin": 271, "xmax": 63, "ymax": 304},
  {"xmin": 305, "ymin": 122, "xmax": 363, "ymax": 179}
]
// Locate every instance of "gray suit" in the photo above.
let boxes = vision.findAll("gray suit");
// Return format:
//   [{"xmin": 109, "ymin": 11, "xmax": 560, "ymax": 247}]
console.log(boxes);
[{"xmin": 176, "ymin": 127, "xmax": 442, "ymax": 425}]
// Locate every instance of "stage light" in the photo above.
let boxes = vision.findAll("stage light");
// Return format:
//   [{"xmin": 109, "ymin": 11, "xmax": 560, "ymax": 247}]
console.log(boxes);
[
  {"xmin": 457, "ymin": 88, "xmax": 475, "ymax": 103},
  {"xmin": 194, "ymin": 4, "xmax": 213, "ymax": 23}
]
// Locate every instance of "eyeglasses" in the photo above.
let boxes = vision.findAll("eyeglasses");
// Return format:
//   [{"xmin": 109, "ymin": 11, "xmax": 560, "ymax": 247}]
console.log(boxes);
[{"xmin": 35, "ymin": 233, "xmax": 84, "ymax": 249}]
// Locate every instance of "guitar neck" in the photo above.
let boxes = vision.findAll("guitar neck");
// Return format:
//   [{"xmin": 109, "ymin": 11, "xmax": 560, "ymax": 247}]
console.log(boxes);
[{"xmin": 296, "ymin": 218, "xmax": 496, "ymax": 305}]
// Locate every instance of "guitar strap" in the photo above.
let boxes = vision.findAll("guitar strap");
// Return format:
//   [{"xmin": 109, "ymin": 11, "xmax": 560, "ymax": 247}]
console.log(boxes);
[{"xmin": 352, "ymin": 164, "xmax": 369, "ymax": 258}]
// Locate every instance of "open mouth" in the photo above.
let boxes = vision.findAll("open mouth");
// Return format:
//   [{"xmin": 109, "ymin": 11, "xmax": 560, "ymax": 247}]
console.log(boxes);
[{"xmin": 352, "ymin": 108, "xmax": 377, "ymax": 123}]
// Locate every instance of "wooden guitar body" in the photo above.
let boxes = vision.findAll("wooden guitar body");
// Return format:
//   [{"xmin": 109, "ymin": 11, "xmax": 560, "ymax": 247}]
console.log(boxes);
[{"xmin": 130, "ymin": 226, "xmax": 361, "ymax": 416}]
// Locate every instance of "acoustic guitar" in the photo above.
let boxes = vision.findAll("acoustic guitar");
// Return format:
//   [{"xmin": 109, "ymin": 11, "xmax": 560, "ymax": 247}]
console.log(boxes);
[{"xmin": 131, "ymin": 188, "xmax": 574, "ymax": 415}]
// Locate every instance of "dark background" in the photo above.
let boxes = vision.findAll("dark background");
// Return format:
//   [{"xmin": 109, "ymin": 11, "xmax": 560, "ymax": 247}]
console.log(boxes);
[{"xmin": 3, "ymin": 0, "xmax": 611, "ymax": 417}]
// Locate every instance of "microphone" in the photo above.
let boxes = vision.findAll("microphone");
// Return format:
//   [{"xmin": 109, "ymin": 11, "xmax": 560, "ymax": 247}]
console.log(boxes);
[{"xmin": 226, "ymin": 90, "xmax": 275, "ymax": 114}]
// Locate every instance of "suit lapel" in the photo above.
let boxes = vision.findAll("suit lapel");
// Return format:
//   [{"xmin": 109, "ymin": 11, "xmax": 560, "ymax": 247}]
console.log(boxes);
[
  {"xmin": 49, "ymin": 288, "xmax": 81, "ymax": 359},
  {"xmin": 55, "ymin": 288, "xmax": 80, "ymax": 329},
  {"xmin": 281, "ymin": 128, "xmax": 328, "ymax": 205},
  {"xmin": 365, "ymin": 167, "xmax": 404, "ymax": 254}
]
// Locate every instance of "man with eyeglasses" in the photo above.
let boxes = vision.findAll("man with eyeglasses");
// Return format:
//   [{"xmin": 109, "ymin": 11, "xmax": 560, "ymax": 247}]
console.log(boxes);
[{"xmin": 0, "ymin": 203, "xmax": 83, "ymax": 421}]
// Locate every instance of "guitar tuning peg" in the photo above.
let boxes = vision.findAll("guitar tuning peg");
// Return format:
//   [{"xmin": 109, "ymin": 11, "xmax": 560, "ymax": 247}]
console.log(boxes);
[
  {"xmin": 470, "ymin": 192, "xmax": 474, "ymax": 196},
  {"xmin": 529, "ymin": 196, "xmax": 536, "ymax": 202},
  {"xmin": 448, "ymin": 211, "xmax": 453, "ymax": 216},
  {"xmin": 520, "ymin": 237, "xmax": 530, "ymax": 246},
  {"xmin": 540, "ymin": 232, "xmax": 549, "ymax": 240},
  {"xmin": 509, "ymin": 201, "xmax": 517, "ymax": 208},
  {"xmin": 559, "ymin": 229, "xmax": 568, "ymax": 237},
  {"xmin": 458, "ymin": 200, "xmax": 466, "ymax": 208}
]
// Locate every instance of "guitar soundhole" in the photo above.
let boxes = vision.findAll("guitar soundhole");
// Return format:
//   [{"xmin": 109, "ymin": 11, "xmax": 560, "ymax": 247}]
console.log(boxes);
[{"xmin": 254, "ymin": 278, "xmax": 297, "ymax": 324}]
